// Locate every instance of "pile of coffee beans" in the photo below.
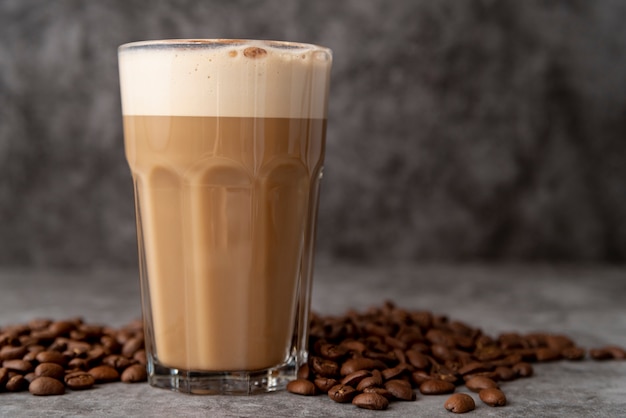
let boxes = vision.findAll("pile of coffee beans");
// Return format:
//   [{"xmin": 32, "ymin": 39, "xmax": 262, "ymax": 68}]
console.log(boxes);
[
  {"xmin": 0, "ymin": 318, "xmax": 146, "ymax": 396},
  {"xmin": 288, "ymin": 301, "xmax": 626, "ymax": 413}
]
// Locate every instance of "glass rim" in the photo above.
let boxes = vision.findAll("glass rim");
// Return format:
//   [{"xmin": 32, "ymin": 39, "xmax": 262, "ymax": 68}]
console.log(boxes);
[{"xmin": 118, "ymin": 38, "xmax": 332, "ymax": 55}]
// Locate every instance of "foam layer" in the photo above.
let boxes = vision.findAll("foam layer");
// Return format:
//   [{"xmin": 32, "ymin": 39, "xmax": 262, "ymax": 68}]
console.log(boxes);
[{"xmin": 118, "ymin": 39, "xmax": 332, "ymax": 118}]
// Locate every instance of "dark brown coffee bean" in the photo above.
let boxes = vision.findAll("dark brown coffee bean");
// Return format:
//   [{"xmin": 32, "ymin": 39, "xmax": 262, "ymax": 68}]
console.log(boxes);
[
  {"xmin": 411, "ymin": 370, "xmax": 432, "ymax": 386},
  {"xmin": 590, "ymin": 348, "xmax": 613, "ymax": 360},
  {"xmin": 319, "ymin": 343, "xmax": 347, "ymax": 361},
  {"xmin": 29, "ymin": 376, "xmax": 65, "ymax": 396},
  {"xmin": 48, "ymin": 321, "xmax": 76, "ymax": 337},
  {"xmin": 339, "ymin": 340, "xmax": 367, "ymax": 355},
  {"xmin": 352, "ymin": 392, "xmax": 389, "ymax": 410},
  {"xmin": 406, "ymin": 350, "xmax": 430, "ymax": 369},
  {"xmin": 23, "ymin": 372, "xmax": 36, "ymax": 383},
  {"xmin": 561, "ymin": 347, "xmax": 586, "ymax": 360},
  {"xmin": 381, "ymin": 363, "xmax": 410, "ymax": 381},
  {"xmin": 64, "ymin": 371, "xmax": 95, "ymax": 390},
  {"xmin": 444, "ymin": 393, "xmax": 476, "ymax": 413},
  {"xmin": 356, "ymin": 375, "xmax": 381, "ymax": 391},
  {"xmin": 0, "ymin": 367, "xmax": 9, "ymax": 386},
  {"xmin": 546, "ymin": 335, "xmax": 574, "ymax": 351},
  {"xmin": 431, "ymin": 364, "xmax": 460, "ymax": 384},
  {"xmin": 535, "ymin": 347, "xmax": 561, "ymax": 362},
  {"xmin": 6, "ymin": 374, "xmax": 29, "ymax": 392},
  {"xmin": 474, "ymin": 346, "xmax": 505, "ymax": 362},
  {"xmin": 479, "ymin": 387, "xmax": 507, "ymax": 406},
  {"xmin": 425, "ymin": 329, "xmax": 456, "ymax": 347},
  {"xmin": 28, "ymin": 318, "xmax": 52, "ymax": 331},
  {"xmin": 605, "ymin": 346, "xmax": 626, "ymax": 360},
  {"xmin": 36, "ymin": 350, "xmax": 66, "ymax": 366},
  {"xmin": 121, "ymin": 336, "xmax": 144, "ymax": 358},
  {"xmin": 494, "ymin": 366, "xmax": 516, "ymax": 381},
  {"xmin": 310, "ymin": 356, "xmax": 339, "ymax": 377},
  {"xmin": 88, "ymin": 365, "xmax": 120, "ymax": 383},
  {"xmin": 34, "ymin": 363, "xmax": 65, "ymax": 381},
  {"xmin": 512, "ymin": 362, "xmax": 533, "ymax": 377},
  {"xmin": 363, "ymin": 386, "xmax": 394, "ymax": 400},
  {"xmin": 490, "ymin": 353, "xmax": 523, "ymax": 368},
  {"xmin": 384, "ymin": 379, "xmax": 416, "ymax": 401},
  {"xmin": 340, "ymin": 357, "xmax": 385, "ymax": 376},
  {"xmin": 457, "ymin": 361, "xmax": 490, "ymax": 376},
  {"xmin": 100, "ymin": 335, "xmax": 122, "ymax": 353},
  {"xmin": 313, "ymin": 377, "xmax": 337, "ymax": 393},
  {"xmin": 0, "ymin": 345, "xmax": 27, "ymax": 361},
  {"xmin": 419, "ymin": 379, "xmax": 455, "ymax": 395},
  {"xmin": 67, "ymin": 358, "xmax": 89, "ymax": 370},
  {"xmin": 432, "ymin": 344, "xmax": 456, "ymax": 362},
  {"xmin": 340, "ymin": 369, "xmax": 371, "ymax": 387},
  {"xmin": 286, "ymin": 379, "xmax": 316, "ymax": 396},
  {"xmin": 133, "ymin": 349, "xmax": 147, "ymax": 365},
  {"xmin": 465, "ymin": 375, "xmax": 499, "ymax": 392},
  {"xmin": 121, "ymin": 364, "xmax": 147, "ymax": 383},
  {"xmin": 3, "ymin": 359, "xmax": 33, "ymax": 374},
  {"xmin": 328, "ymin": 384, "xmax": 357, "ymax": 403},
  {"xmin": 102, "ymin": 354, "xmax": 132, "ymax": 371},
  {"xmin": 296, "ymin": 364, "xmax": 310, "ymax": 380}
]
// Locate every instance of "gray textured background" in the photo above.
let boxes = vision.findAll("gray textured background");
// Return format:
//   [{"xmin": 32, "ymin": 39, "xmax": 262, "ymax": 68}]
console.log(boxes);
[{"xmin": 1, "ymin": 0, "xmax": 625, "ymax": 268}]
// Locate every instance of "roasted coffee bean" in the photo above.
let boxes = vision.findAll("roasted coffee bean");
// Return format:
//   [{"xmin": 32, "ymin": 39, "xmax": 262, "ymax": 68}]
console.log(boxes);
[
  {"xmin": 494, "ymin": 366, "xmax": 516, "ymax": 381},
  {"xmin": 352, "ymin": 392, "xmax": 389, "ymax": 410},
  {"xmin": 458, "ymin": 361, "xmax": 492, "ymax": 376},
  {"xmin": 419, "ymin": 379, "xmax": 455, "ymax": 395},
  {"xmin": 102, "ymin": 354, "xmax": 132, "ymax": 371},
  {"xmin": 339, "ymin": 357, "xmax": 385, "ymax": 376},
  {"xmin": 319, "ymin": 343, "xmax": 347, "ymax": 361},
  {"xmin": 310, "ymin": 356, "xmax": 339, "ymax": 377},
  {"xmin": 535, "ymin": 347, "xmax": 561, "ymax": 362},
  {"xmin": 444, "ymin": 393, "xmax": 476, "ymax": 413},
  {"xmin": 590, "ymin": 348, "xmax": 613, "ymax": 360},
  {"xmin": 406, "ymin": 350, "xmax": 430, "ymax": 370},
  {"xmin": 64, "ymin": 371, "xmax": 95, "ymax": 390},
  {"xmin": 6, "ymin": 374, "xmax": 28, "ymax": 392},
  {"xmin": 479, "ymin": 387, "xmax": 507, "ymax": 406},
  {"xmin": 356, "ymin": 375, "xmax": 381, "ymax": 391},
  {"xmin": 546, "ymin": 335, "xmax": 574, "ymax": 351},
  {"xmin": 121, "ymin": 336, "xmax": 144, "ymax": 358},
  {"xmin": 381, "ymin": 364, "xmax": 410, "ymax": 381},
  {"xmin": 3, "ymin": 359, "xmax": 33, "ymax": 374},
  {"xmin": 67, "ymin": 358, "xmax": 89, "ymax": 370},
  {"xmin": 313, "ymin": 377, "xmax": 337, "ymax": 393},
  {"xmin": 384, "ymin": 379, "xmax": 415, "ymax": 401},
  {"xmin": 29, "ymin": 376, "xmax": 65, "ymax": 396},
  {"xmin": 327, "ymin": 384, "xmax": 357, "ymax": 403},
  {"xmin": 561, "ymin": 346, "xmax": 586, "ymax": 360},
  {"xmin": 411, "ymin": 370, "xmax": 431, "ymax": 386},
  {"xmin": 0, "ymin": 367, "xmax": 9, "ymax": 386},
  {"xmin": 286, "ymin": 379, "xmax": 316, "ymax": 396},
  {"xmin": 297, "ymin": 364, "xmax": 310, "ymax": 380},
  {"xmin": 474, "ymin": 346, "xmax": 504, "ymax": 362},
  {"xmin": 512, "ymin": 362, "xmax": 533, "ymax": 377},
  {"xmin": 363, "ymin": 386, "xmax": 394, "ymax": 400},
  {"xmin": 339, "ymin": 340, "xmax": 367, "ymax": 355},
  {"xmin": 0, "ymin": 346, "xmax": 27, "ymax": 361},
  {"xmin": 48, "ymin": 321, "xmax": 75, "ymax": 338},
  {"xmin": 432, "ymin": 344, "xmax": 456, "ymax": 362},
  {"xmin": 341, "ymin": 369, "xmax": 371, "ymax": 387},
  {"xmin": 34, "ymin": 363, "xmax": 65, "ymax": 381},
  {"xmin": 605, "ymin": 346, "xmax": 626, "ymax": 360},
  {"xmin": 36, "ymin": 350, "xmax": 66, "ymax": 366},
  {"xmin": 133, "ymin": 349, "xmax": 147, "ymax": 365},
  {"xmin": 88, "ymin": 365, "xmax": 119, "ymax": 383},
  {"xmin": 465, "ymin": 376, "xmax": 498, "ymax": 392},
  {"xmin": 121, "ymin": 364, "xmax": 147, "ymax": 383},
  {"xmin": 23, "ymin": 372, "xmax": 36, "ymax": 383}
]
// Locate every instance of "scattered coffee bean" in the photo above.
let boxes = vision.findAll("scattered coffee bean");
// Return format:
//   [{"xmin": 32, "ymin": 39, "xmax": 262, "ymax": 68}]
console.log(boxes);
[
  {"xmin": 444, "ymin": 393, "xmax": 476, "ymax": 413},
  {"xmin": 29, "ymin": 376, "xmax": 65, "ymax": 396},
  {"xmin": 590, "ymin": 348, "xmax": 613, "ymax": 360},
  {"xmin": 286, "ymin": 378, "xmax": 316, "ymax": 396},
  {"xmin": 561, "ymin": 346, "xmax": 586, "ymax": 361},
  {"xmin": 88, "ymin": 365, "xmax": 119, "ymax": 383},
  {"xmin": 64, "ymin": 371, "xmax": 95, "ymax": 390},
  {"xmin": 479, "ymin": 387, "xmax": 507, "ymax": 406},
  {"xmin": 34, "ymin": 363, "xmax": 65, "ymax": 381},
  {"xmin": 328, "ymin": 384, "xmax": 357, "ymax": 403},
  {"xmin": 512, "ymin": 362, "xmax": 533, "ymax": 377},
  {"xmin": 6, "ymin": 375, "xmax": 29, "ymax": 392},
  {"xmin": 35, "ymin": 351, "xmax": 66, "ymax": 366},
  {"xmin": 420, "ymin": 379, "xmax": 456, "ymax": 395},
  {"xmin": 2, "ymin": 359, "xmax": 33, "ymax": 374},
  {"xmin": 0, "ymin": 367, "xmax": 8, "ymax": 386},
  {"xmin": 384, "ymin": 379, "xmax": 415, "ymax": 401},
  {"xmin": 352, "ymin": 392, "xmax": 389, "ymax": 410},
  {"xmin": 465, "ymin": 376, "xmax": 498, "ymax": 392},
  {"xmin": 341, "ymin": 369, "xmax": 371, "ymax": 387},
  {"xmin": 121, "ymin": 364, "xmax": 147, "ymax": 383}
]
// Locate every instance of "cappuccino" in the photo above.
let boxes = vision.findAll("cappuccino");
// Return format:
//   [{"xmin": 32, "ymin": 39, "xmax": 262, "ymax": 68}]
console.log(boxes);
[{"xmin": 119, "ymin": 40, "xmax": 331, "ymax": 393}]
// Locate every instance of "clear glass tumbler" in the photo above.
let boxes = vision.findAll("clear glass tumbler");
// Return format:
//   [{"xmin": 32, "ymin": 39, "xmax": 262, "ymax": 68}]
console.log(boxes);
[{"xmin": 118, "ymin": 39, "xmax": 332, "ymax": 394}]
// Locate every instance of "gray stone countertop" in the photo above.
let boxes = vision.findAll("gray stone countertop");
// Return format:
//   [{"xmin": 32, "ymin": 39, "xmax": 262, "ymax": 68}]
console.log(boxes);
[{"xmin": 1, "ymin": 261, "xmax": 625, "ymax": 417}]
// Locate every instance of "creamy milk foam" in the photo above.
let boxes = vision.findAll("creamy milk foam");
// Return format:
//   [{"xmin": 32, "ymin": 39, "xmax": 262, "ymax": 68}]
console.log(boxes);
[{"xmin": 119, "ymin": 40, "xmax": 331, "ymax": 372}]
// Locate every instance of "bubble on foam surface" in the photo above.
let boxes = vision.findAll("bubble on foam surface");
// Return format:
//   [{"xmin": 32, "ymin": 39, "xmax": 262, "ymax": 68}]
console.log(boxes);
[{"xmin": 119, "ymin": 39, "xmax": 332, "ymax": 118}]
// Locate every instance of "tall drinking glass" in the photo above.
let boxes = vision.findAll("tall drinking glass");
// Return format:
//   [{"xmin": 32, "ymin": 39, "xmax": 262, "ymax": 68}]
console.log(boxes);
[{"xmin": 118, "ymin": 39, "xmax": 332, "ymax": 394}]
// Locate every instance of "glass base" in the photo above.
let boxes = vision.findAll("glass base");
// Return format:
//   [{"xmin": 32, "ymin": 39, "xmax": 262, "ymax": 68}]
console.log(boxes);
[{"xmin": 147, "ymin": 358, "xmax": 297, "ymax": 395}]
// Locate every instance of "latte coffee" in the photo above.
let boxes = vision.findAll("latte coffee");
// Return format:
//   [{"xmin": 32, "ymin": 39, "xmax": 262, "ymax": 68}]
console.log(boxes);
[{"xmin": 118, "ymin": 40, "xmax": 332, "ymax": 393}]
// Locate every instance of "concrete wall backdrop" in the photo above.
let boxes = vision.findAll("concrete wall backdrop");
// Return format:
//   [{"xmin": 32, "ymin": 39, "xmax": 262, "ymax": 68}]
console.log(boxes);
[{"xmin": 1, "ymin": 0, "xmax": 625, "ymax": 268}]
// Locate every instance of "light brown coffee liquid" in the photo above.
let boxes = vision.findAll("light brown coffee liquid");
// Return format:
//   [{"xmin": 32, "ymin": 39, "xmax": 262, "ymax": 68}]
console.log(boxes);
[{"xmin": 124, "ymin": 115, "xmax": 325, "ymax": 371}]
